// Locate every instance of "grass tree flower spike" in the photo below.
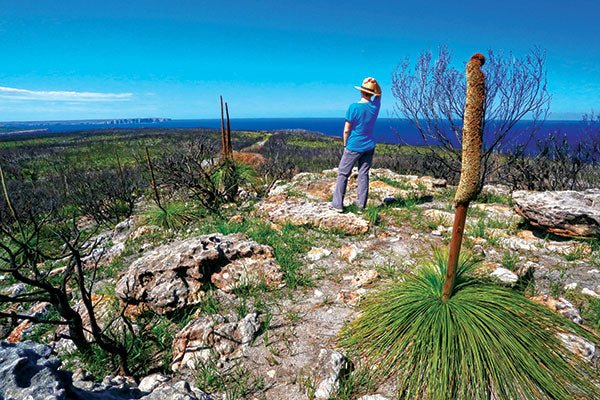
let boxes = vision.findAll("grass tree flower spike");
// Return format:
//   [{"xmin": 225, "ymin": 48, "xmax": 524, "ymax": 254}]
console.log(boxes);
[{"xmin": 442, "ymin": 53, "xmax": 486, "ymax": 301}]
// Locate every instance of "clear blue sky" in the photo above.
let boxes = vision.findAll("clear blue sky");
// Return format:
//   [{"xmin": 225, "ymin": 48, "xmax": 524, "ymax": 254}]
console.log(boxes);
[{"xmin": 0, "ymin": 0, "xmax": 598, "ymax": 121}]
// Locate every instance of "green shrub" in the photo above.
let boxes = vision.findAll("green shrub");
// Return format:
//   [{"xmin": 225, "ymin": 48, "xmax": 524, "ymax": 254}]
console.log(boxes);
[{"xmin": 339, "ymin": 249, "xmax": 599, "ymax": 400}]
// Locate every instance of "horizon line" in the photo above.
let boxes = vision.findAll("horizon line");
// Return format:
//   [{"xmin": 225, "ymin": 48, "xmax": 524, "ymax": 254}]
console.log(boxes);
[{"xmin": 0, "ymin": 116, "xmax": 586, "ymax": 124}]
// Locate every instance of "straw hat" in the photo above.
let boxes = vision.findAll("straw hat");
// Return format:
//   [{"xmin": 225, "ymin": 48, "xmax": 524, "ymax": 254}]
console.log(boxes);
[{"xmin": 354, "ymin": 77, "xmax": 380, "ymax": 96}]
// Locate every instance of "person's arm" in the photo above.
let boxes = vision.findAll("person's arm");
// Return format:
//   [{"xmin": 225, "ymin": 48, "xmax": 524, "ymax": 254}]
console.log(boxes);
[{"xmin": 343, "ymin": 121, "xmax": 352, "ymax": 147}]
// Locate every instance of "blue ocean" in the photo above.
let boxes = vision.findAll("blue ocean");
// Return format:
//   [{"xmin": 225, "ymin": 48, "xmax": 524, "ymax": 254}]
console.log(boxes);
[{"xmin": 0, "ymin": 118, "xmax": 589, "ymax": 152}]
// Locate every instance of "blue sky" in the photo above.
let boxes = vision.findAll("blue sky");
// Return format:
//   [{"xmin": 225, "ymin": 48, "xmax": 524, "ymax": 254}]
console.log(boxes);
[{"xmin": 0, "ymin": 0, "xmax": 598, "ymax": 121}]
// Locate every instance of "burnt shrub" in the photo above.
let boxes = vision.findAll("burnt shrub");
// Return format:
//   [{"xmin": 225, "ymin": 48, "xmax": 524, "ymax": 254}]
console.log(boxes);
[
  {"xmin": 66, "ymin": 165, "xmax": 145, "ymax": 226},
  {"xmin": 501, "ymin": 131, "xmax": 599, "ymax": 190},
  {"xmin": 154, "ymin": 139, "xmax": 254, "ymax": 211},
  {"xmin": 0, "ymin": 175, "xmax": 66, "ymax": 226}
]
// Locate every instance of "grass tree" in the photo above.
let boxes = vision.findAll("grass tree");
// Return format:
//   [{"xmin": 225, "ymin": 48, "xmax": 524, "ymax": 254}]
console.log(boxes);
[{"xmin": 339, "ymin": 54, "xmax": 600, "ymax": 399}]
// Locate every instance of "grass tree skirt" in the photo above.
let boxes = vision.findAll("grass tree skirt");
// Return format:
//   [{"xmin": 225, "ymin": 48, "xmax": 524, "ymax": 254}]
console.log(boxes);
[{"xmin": 338, "ymin": 251, "xmax": 600, "ymax": 399}]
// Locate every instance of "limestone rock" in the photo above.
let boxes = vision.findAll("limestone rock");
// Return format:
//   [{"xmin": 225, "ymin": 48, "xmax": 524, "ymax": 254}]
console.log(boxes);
[
  {"xmin": 556, "ymin": 333, "xmax": 597, "ymax": 364},
  {"xmin": 581, "ymin": 288, "xmax": 600, "ymax": 299},
  {"xmin": 337, "ymin": 289, "xmax": 367, "ymax": 306},
  {"xmin": 339, "ymin": 244, "xmax": 361, "ymax": 263},
  {"xmin": 351, "ymin": 270, "xmax": 380, "ymax": 288},
  {"xmin": 256, "ymin": 198, "xmax": 369, "ymax": 235},
  {"xmin": 0, "ymin": 340, "xmax": 69, "ymax": 400},
  {"xmin": 138, "ymin": 373, "xmax": 169, "ymax": 393},
  {"xmin": 268, "ymin": 168, "xmax": 443, "ymax": 208},
  {"xmin": 210, "ymin": 255, "xmax": 283, "ymax": 293},
  {"xmin": 7, "ymin": 302, "xmax": 50, "ymax": 342},
  {"xmin": 83, "ymin": 217, "xmax": 134, "ymax": 266},
  {"xmin": 423, "ymin": 209, "xmax": 455, "ymax": 226},
  {"xmin": 490, "ymin": 267, "xmax": 519, "ymax": 285},
  {"xmin": 314, "ymin": 349, "xmax": 352, "ymax": 399},
  {"xmin": 139, "ymin": 380, "xmax": 209, "ymax": 400},
  {"xmin": 171, "ymin": 313, "xmax": 260, "ymax": 372},
  {"xmin": 513, "ymin": 189, "xmax": 600, "ymax": 238},
  {"xmin": 116, "ymin": 234, "xmax": 281, "ymax": 314},
  {"xmin": 531, "ymin": 295, "xmax": 583, "ymax": 324},
  {"xmin": 481, "ymin": 184, "xmax": 512, "ymax": 198},
  {"xmin": 306, "ymin": 247, "xmax": 332, "ymax": 261}
]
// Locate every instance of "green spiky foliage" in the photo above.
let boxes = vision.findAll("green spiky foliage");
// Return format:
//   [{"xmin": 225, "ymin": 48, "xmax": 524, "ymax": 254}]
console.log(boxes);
[
  {"xmin": 339, "ymin": 250, "xmax": 599, "ymax": 400},
  {"xmin": 211, "ymin": 159, "xmax": 256, "ymax": 201},
  {"xmin": 143, "ymin": 201, "xmax": 197, "ymax": 230}
]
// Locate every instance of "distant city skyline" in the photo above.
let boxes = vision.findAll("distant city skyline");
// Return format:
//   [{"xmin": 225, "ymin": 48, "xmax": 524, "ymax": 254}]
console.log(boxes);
[{"xmin": 0, "ymin": 0, "xmax": 598, "ymax": 121}]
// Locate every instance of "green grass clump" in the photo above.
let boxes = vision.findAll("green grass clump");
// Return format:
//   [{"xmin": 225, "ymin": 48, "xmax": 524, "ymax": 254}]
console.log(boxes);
[
  {"xmin": 142, "ymin": 201, "xmax": 198, "ymax": 230},
  {"xmin": 339, "ymin": 250, "xmax": 599, "ymax": 400}
]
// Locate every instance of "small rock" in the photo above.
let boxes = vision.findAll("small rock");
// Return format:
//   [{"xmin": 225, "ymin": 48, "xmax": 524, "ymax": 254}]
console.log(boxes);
[
  {"xmin": 314, "ymin": 289, "xmax": 324, "ymax": 298},
  {"xmin": 490, "ymin": 268, "xmax": 519, "ymax": 285},
  {"xmin": 581, "ymin": 288, "xmax": 600, "ymax": 299},
  {"xmin": 139, "ymin": 380, "xmax": 206, "ymax": 400},
  {"xmin": 532, "ymin": 295, "xmax": 583, "ymax": 324},
  {"xmin": 314, "ymin": 350, "xmax": 352, "ymax": 399},
  {"xmin": 339, "ymin": 244, "xmax": 360, "ymax": 263},
  {"xmin": 171, "ymin": 313, "xmax": 259, "ymax": 372},
  {"xmin": 139, "ymin": 373, "xmax": 169, "ymax": 392},
  {"xmin": 228, "ymin": 214, "xmax": 244, "ymax": 224},
  {"xmin": 481, "ymin": 184, "xmax": 512, "ymax": 198},
  {"xmin": 564, "ymin": 283, "xmax": 578, "ymax": 291},
  {"xmin": 306, "ymin": 247, "xmax": 332, "ymax": 261},
  {"xmin": 588, "ymin": 269, "xmax": 600, "ymax": 275},
  {"xmin": 351, "ymin": 270, "xmax": 380, "ymax": 288},
  {"xmin": 357, "ymin": 396, "xmax": 391, "ymax": 400},
  {"xmin": 337, "ymin": 289, "xmax": 367, "ymax": 306},
  {"xmin": 113, "ymin": 217, "xmax": 134, "ymax": 243},
  {"xmin": 267, "ymin": 369, "xmax": 276, "ymax": 378},
  {"xmin": 556, "ymin": 333, "xmax": 596, "ymax": 363}
]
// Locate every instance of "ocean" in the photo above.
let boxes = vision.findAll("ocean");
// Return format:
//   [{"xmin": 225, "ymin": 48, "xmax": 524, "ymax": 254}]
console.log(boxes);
[{"xmin": 0, "ymin": 118, "xmax": 589, "ymax": 152}]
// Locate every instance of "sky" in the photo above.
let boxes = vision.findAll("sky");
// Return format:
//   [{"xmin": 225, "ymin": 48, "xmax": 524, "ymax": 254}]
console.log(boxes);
[{"xmin": 0, "ymin": 0, "xmax": 598, "ymax": 121}]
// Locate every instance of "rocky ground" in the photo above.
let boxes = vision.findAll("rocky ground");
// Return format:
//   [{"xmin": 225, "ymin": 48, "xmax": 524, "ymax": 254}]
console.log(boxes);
[{"xmin": 1, "ymin": 168, "xmax": 599, "ymax": 399}]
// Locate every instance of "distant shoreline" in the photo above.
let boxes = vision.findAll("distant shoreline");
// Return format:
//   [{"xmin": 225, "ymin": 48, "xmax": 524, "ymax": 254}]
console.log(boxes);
[{"xmin": 0, "ymin": 118, "xmax": 587, "ymax": 152}]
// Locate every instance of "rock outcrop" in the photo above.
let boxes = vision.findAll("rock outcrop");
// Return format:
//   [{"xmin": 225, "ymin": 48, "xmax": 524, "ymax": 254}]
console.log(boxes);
[
  {"xmin": 116, "ymin": 234, "xmax": 282, "ymax": 314},
  {"xmin": 0, "ymin": 341, "xmax": 71, "ymax": 399},
  {"xmin": 0, "ymin": 341, "xmax": 148, "ymax": 399},
  {"xmin": 256, "ymin": 197, "xmax": 370, "ymax": 235},
  {"xmin": 171, "ymin": 313, "xmax": 260, "ymax": 372},
  {"xmin": 513, "ymin": 189, "xmax": 600, "ymax": 238},
  {"xmin": 269, "ymin": 168, "xmax": 445, "ymax": 207}
]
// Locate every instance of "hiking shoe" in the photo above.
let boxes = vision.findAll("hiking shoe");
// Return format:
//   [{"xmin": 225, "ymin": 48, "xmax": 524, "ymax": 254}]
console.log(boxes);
[{"xmin": 329, "ymin": 205, "xmax": 344, "ymax": 213}]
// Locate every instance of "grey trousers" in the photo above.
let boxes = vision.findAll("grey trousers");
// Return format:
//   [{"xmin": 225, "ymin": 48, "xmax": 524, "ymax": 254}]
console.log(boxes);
[{"xmin": 332, "ymin": 148, "xmax": 374, "ymax": 210}]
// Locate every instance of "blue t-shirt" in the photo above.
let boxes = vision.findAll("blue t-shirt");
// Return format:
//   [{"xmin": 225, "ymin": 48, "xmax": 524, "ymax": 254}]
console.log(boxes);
[{"xmin": 345, "ymin": 95, "xmax": 381, "ymax": 152}]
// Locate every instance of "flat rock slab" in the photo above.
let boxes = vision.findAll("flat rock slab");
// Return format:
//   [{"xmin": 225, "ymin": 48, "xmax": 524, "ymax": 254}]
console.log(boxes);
[
  {"xmin": 513, "ymin": 189, "xmax": 600, "ymax": 238},
  {"xmin": 256, "ymin": 197, "xmax": 369, "ymax": 235},
  {"xmin": 116, "ymin": 234, "xmax": 282, "ymax": 314},
  {"xmin": 269, "ymin": 168, "xmax": 445, "ymax": 208}
]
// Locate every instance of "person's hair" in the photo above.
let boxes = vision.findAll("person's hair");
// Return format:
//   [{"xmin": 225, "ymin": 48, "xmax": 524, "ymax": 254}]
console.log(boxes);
[{"xmin": 360, "ymin": 90, "xmax": 373, "ymax": 100}]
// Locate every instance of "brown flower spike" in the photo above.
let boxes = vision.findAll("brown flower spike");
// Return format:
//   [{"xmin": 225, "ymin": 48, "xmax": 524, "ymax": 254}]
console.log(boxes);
[
  {"xmin": 454, "ymin": 53, "xmax": 486, "ymax": 205},
  {"xmin": 442, "ymin": 53, "xmax": 486, "ymax": 302}
]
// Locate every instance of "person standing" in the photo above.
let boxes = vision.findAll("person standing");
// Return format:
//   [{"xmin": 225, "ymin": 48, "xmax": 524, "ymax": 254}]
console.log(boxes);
[{"xmin": 331, "ymin": 77, "xmax": 381, "ymax": 212}]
